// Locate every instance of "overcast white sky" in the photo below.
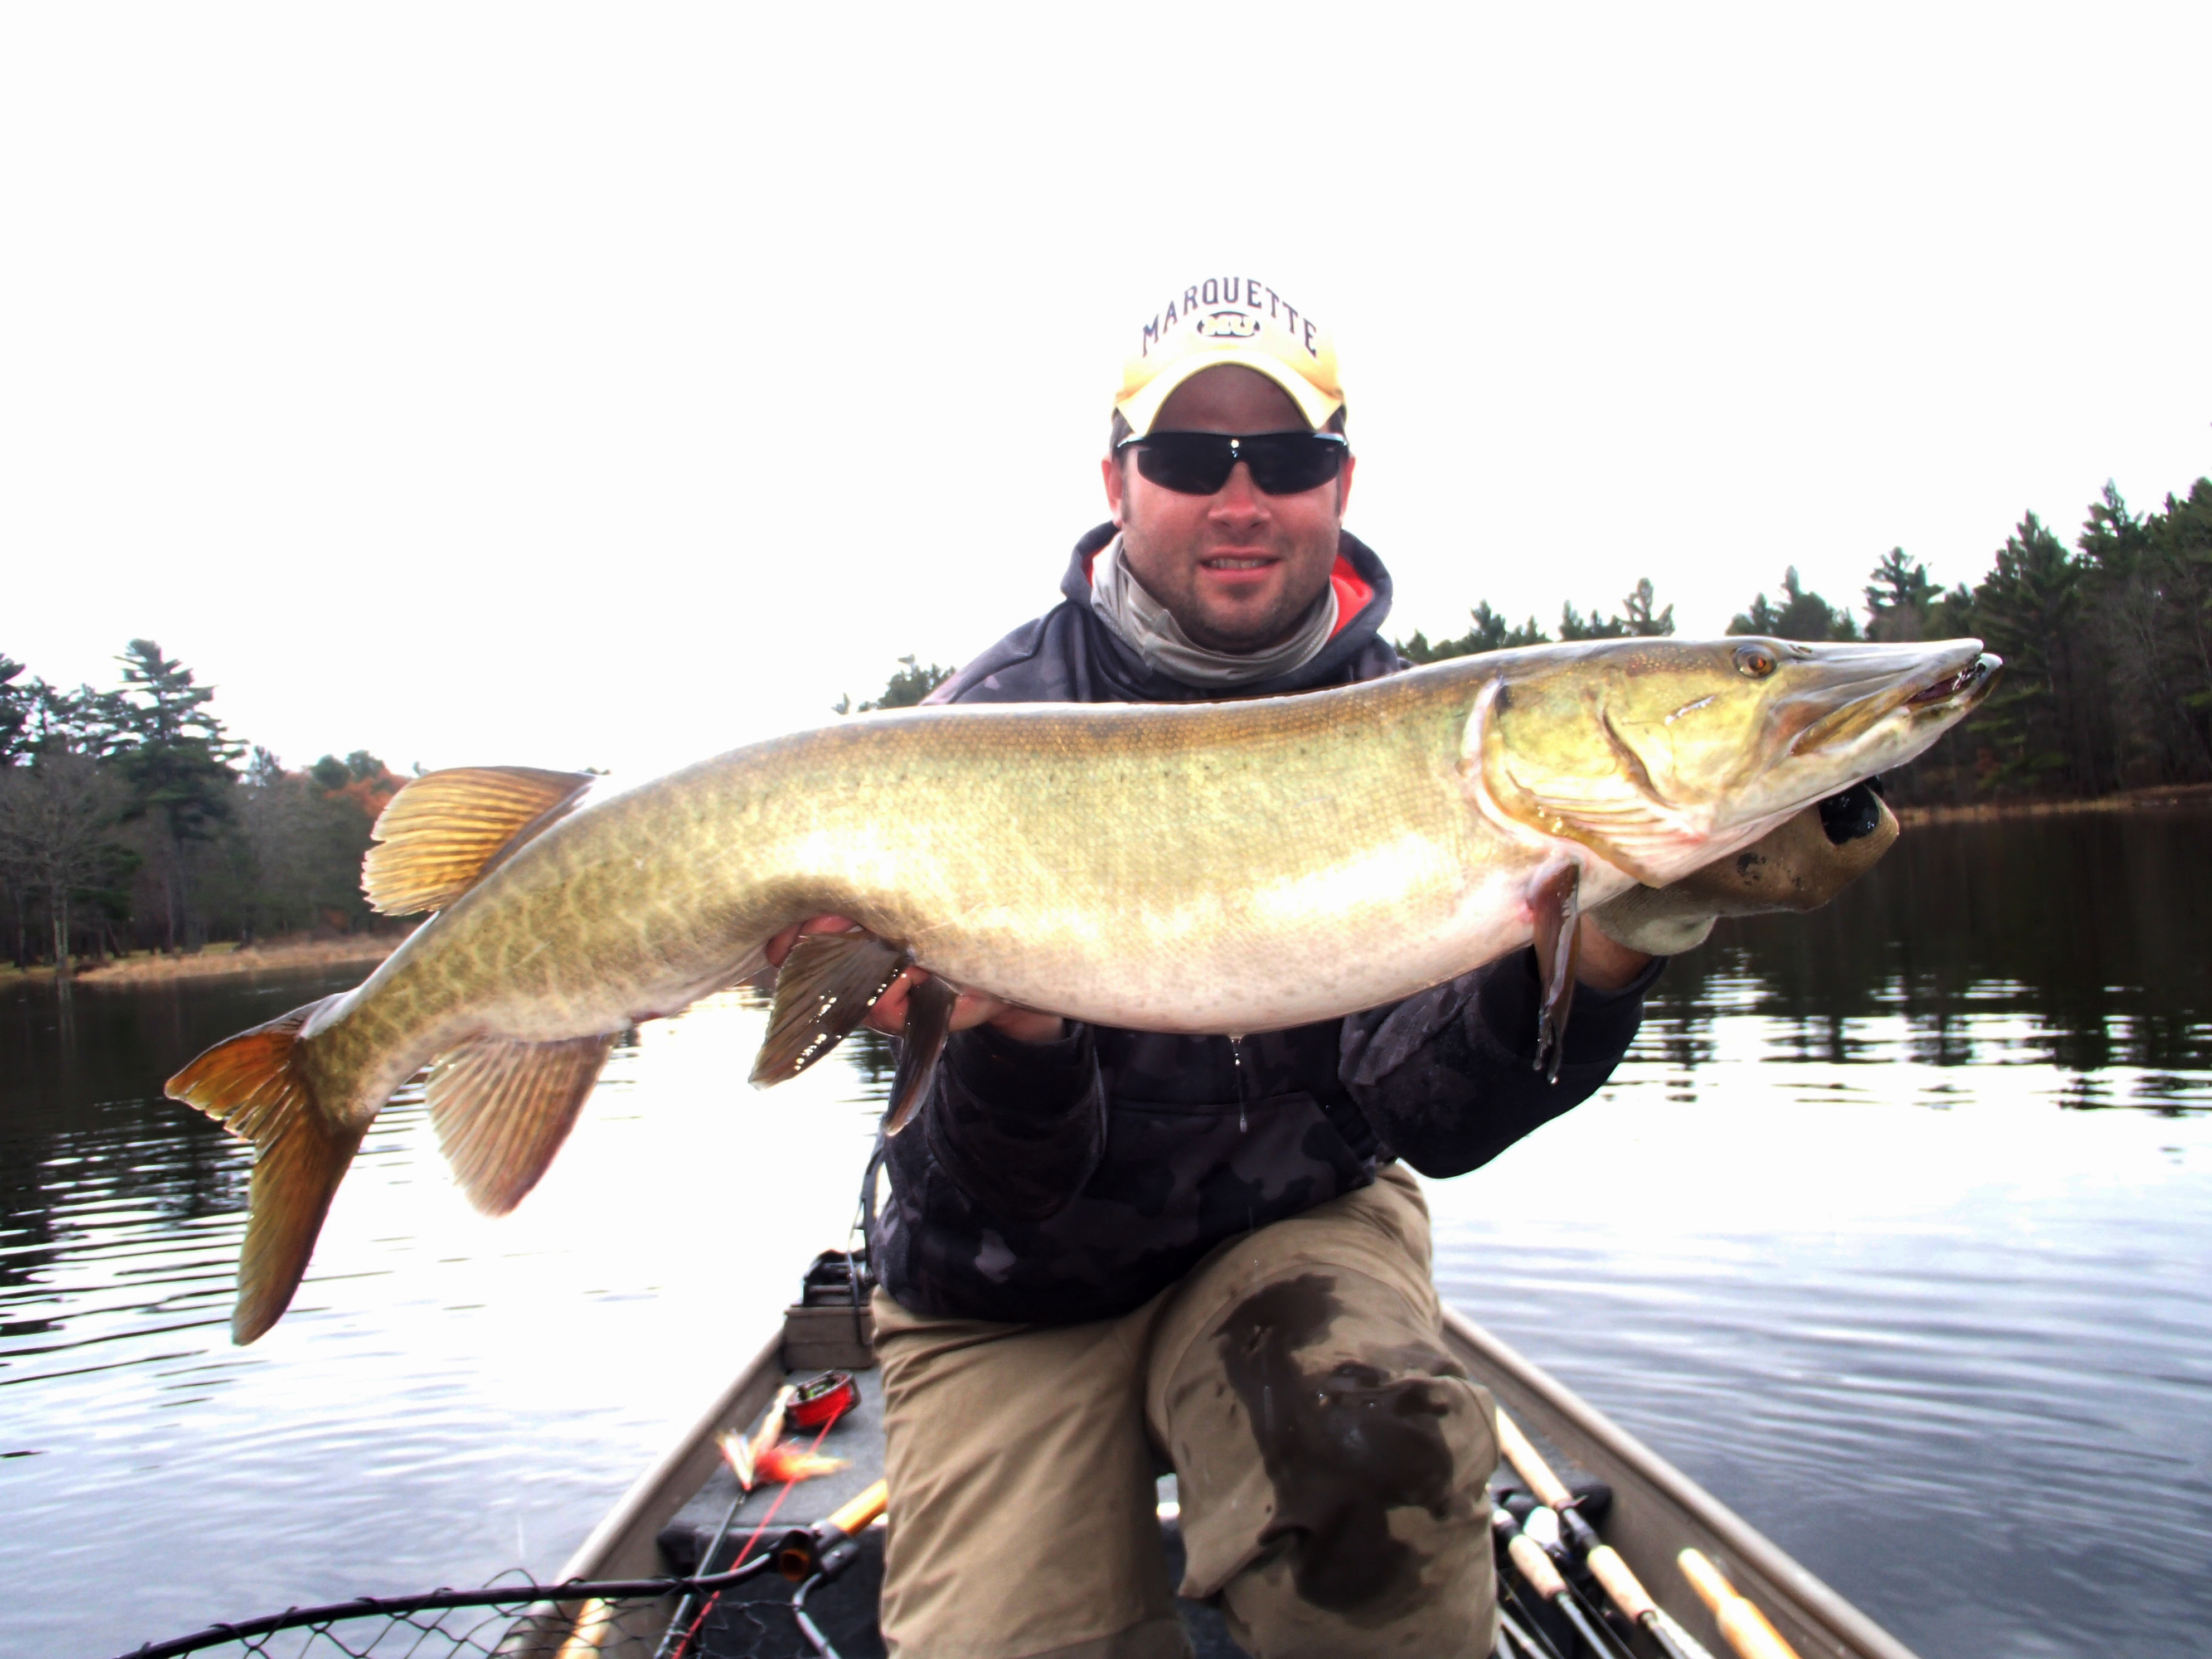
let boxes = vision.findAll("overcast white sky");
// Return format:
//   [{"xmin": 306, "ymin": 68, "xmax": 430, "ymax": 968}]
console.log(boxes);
[{"xmin": 5, "ymin": 5, "xmax": 2208, "ymax": 782}]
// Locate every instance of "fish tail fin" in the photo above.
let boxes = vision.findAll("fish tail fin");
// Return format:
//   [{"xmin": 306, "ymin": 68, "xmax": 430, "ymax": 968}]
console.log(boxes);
[{"xmin": 167, "ymin": 996, "xmax": 365, "ymax": 1343}]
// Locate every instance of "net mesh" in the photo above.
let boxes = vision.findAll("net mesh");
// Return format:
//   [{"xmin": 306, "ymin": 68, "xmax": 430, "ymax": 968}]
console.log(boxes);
[
  {"xmin": 117, "ymin": 1538, "xmax": 887, "ymax": 1659},
  {"xmin": 132, "ymin": 1262, "xmax": 886, "ymax": 1659},
  {"xmin": 120, "ymin": 1582, "xmax": 676, "ymax": 1659}
]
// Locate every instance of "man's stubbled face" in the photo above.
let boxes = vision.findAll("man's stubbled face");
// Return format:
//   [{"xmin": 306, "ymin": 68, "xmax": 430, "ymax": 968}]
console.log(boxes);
[{"xmin": 1104, "ymin": 365, "xmax": 1355, "ymax": 654}]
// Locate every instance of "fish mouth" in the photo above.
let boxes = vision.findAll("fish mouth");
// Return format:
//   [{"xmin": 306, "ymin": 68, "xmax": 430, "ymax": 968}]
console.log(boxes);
[
  {"xmin": 1786, "ymin": 647, "xmax": 2002, "ymax": 757},
  {"xmin": 1905, "ymin": 652, "xmax": 2002, "ymax": 709}
]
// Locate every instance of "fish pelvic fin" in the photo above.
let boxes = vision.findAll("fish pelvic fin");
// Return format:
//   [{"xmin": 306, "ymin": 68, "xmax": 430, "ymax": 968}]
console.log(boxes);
[
  {"xmin": 166, "ymin": 995, "xmax": 363, "ymax": 1343},
  {"xmin": 363, "ymin": 766, "xmax": 596, "ymax": 916},
  {"xmin": 884, "ymin": 975, "xmax": 957, "ymax": 1136},
  {"xmin": 750, "ymin": 929, "xmax": 909, "ymax": 1089},
  {"xmin": 427, "ymin": 1033, "xmax": 618, "ymax": 1215},
  {"xmin": 1528, "ymin": 859, "xmax": 1581, "ymax": 1084}
]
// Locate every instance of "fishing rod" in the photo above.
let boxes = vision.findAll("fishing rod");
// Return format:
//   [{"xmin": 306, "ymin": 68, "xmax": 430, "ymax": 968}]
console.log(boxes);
[
  {"xmin": 1678, "ymin": 1549, "xmax": 1803, "ymax": 1659},
  {"xmin": 653, "ymin": 1471, "xmax": 886, "ymax": 1659},
  {"xmin": 1496, "ymin": 1408, "xmax": 1716, "ymax": 1659},
  {"xmin": 1491, "ymin": 1507, "xmax": 1636, "ymax": 1658},
  {"xmin": 775, "ymin": 1478, "xmax": 890, "ymax": 1582},
  {"xmin": 1497, "ymin": 1592, "xmax": 1570, "ymax": 1659}
]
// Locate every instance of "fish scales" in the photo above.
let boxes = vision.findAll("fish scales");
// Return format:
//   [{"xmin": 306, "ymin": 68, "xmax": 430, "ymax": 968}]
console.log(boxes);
[
  {"xmin": 350, "ymin": 671, "xmax": 1500, "ymax": 1051},
  {"xmin": 755, "ymin": 671, "xmax": 1514, "ymax": 1032},
  {"xmin": 166, "ymin": 636, "xmax": 2001, "ymax": 1341}
]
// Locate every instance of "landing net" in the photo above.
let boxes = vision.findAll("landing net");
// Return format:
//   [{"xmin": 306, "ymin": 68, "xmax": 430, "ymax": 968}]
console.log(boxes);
[{"xmin": 109, "ymin": 1556, "xmax": 811, "ymax": 1659}]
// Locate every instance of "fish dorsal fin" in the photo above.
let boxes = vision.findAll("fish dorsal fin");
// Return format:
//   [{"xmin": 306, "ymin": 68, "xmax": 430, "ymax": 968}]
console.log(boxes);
[
  {"xmin": 750, "ymin": 929, "xmax": 910, "ymax": 1089},
  {"xmin": 427, "ymin": 1032, "xmax": 617, "ymax": 1215},
  {"xmin": 364, "ymin": 767, "xmax": 596, "ymax": 916}
]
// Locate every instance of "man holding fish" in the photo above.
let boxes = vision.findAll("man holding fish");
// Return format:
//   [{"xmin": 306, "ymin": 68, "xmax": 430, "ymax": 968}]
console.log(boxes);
[
  {"xmin": 172, "ymin": 282, "xmax": 1993, "ymax": 1656},
  {"xmin": 763, "ymin": 285, "xmax": 1900, "ymax": 1659}
]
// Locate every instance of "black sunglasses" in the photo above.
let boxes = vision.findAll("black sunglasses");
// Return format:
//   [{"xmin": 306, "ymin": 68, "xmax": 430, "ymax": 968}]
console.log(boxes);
[{"xmin": 1115, "ymin": 429, "xmax": 1350, "ymax": 497}]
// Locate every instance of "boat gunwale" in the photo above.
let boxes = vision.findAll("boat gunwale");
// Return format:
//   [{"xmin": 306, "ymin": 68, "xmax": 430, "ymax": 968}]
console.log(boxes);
[{"xmin": 555, "ymin": 1330, "xmax": 788, "ymax": 1586}]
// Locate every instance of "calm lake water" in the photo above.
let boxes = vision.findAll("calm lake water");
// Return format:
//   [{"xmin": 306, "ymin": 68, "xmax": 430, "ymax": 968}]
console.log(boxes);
[{"xmin": 4, "ymin": 811, "xmax": 2209, "ymax": 1659}]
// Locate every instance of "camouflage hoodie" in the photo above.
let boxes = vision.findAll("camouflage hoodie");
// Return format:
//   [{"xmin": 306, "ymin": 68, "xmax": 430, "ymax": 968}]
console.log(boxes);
[{"xmin": 870, "ymin": 523, "xmax": 1658, "ymax": 1325}]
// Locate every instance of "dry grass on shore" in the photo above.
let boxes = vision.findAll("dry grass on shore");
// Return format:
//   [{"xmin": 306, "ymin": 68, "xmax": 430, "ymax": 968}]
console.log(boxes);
[
  {"xmin": 1893, "ymin": 782, "xmax": 2212, "ymax": 827},
  {"xmin": 6, "ymin": 933, "xmax": 414, "ymax": 987}
]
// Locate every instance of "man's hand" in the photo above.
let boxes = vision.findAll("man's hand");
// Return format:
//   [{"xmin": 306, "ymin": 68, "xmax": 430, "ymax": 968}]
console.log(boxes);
[
  {"xmin": 1574, "ymin": 914, "xmax": 1654, "ymax": 992},
  {"xmin": 764, "ymin": 916, "xmax": 1068, "ymax": 1044},
  {"xmin": 1588, "ymin": 783, "xmax": 1899, "ymax": 957}
]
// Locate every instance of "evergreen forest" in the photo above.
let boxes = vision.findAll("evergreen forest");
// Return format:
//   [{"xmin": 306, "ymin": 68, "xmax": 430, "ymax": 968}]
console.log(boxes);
[
  {"xmin": 1397, "ymin": 478, "xmax": 2212, "ymax": 806},
  {"xmin": 0, "ymin": 641, "xmax": 408, "ymax": 973}
]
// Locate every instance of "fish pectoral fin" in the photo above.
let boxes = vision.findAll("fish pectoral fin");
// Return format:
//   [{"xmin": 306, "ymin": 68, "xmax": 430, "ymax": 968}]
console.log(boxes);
[
  {"xmin": 749, "ymin": 929, "xmax": 909, "ymax": 1089},
  {"xmin": 884, "ymin": 975, "xmax": 958, "ymax": 1137},
  {"xmin": 427, "ymin": 1032, "xmax": 618, "ymax": 1215},
  {"xmin": 1528, "ymin": 859, "xmax": 1581, "ymax": 1084},
  {"xmin": 165, "ymin": 993, "xmax": 360, "ymax": 1343},
  {"xmin": 363, "ymin": 767, "xmax": 597, "ymax": 916}
]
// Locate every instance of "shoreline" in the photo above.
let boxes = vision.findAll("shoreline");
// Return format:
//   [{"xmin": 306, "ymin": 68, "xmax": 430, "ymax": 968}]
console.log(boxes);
[
  {"xmin": 1891, "ymin": 782, "xmax": 2212, "ymax": 827},
  {"xmin": 6, "ymin": 933, "xmax": 411, "ymax": 987}
]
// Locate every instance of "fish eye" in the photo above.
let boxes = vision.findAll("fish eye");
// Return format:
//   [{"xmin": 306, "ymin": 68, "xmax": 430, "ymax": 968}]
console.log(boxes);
[{"xmin": 1734, "ymin": 643, "xmax": 1778, "ymax": 679}]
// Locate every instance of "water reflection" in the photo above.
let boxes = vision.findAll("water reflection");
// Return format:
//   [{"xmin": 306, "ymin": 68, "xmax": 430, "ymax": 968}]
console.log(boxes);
[
  {"xmin": 1655, "ymin": 808, "xmax": 2212, "ymax": 1090},
  {"xmin": 1423, "ymin": 811, "xmax": 2212, "ymax": 1657},
  {"xmin": 2, "ymin": 974, "xmax": 357, "ymax": 1360},
  {"xmin": 1, "ymin": 974, "xmax": 886, "ymax": 1658},
  {"xmin": 1, "ymin": 812, "xmax": 2207, "ymax": 1658}
]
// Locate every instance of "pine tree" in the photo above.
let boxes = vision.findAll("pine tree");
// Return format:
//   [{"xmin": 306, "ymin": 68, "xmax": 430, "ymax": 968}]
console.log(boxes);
[
  {"xmin": 835, "ymin": 656, "xmax": 955, "ymax": 715},
  {"xmin": 1396, "ymin": 602, "xmax": 1550, "ymax": 663},
  {"xmin": 1968, "ymin": 513, "xmax": 2112, "ymax": 794},
  {"xmin": 2089, "ymin": 479, "xmax": 2212, "ymax": 778},
  {"xmin": 2148, "ymin": 479, "xmax": 2212, "ymax": 740},
  {"xmin": 1864, "ymin": 549, "xmax": 1941, "ymax": 642},
  {"xmin": 1553, "ymin": 579, "xmax": 1675, "ymax": 641},
  {"xmin": 1729, "ymin": 568, "xmax": 1861, "ymax": 641},
  {"xmin": 1557, "ymin": 602, "xmax": 1630, "ymax": 641},
  {"xmin": 3, "ymin": 679, "xmax": 130, "ymax": 759},
  {"xmin": 0, "ymin": 656, "xmax": 28, "ymax": 765},
  {"xmin": 109, "ymin": 641, "xmax": 242, "ymax": 949},
  {"xmin": 1620, "ymin": 578, "xmax": 1676, "ymax": 637}
]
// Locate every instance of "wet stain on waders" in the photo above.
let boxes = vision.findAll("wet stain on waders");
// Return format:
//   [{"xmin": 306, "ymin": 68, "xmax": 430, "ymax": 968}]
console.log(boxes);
[{"xmin": 1215, "ymin": 1273, "xmax": 1467, "ymax": 1616}]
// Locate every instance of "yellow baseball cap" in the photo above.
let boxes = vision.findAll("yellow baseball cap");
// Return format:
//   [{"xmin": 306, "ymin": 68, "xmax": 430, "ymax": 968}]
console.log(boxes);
[{"xmin": 1115, "ymin": 277, "xmax": 1344, "ymax": 436}]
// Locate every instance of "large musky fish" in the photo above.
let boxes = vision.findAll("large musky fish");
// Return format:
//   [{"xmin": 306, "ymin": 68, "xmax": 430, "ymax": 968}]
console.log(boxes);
[{"xmin": 170, "ymin": 636, "xmax": 1998, "ymax": 1341}]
